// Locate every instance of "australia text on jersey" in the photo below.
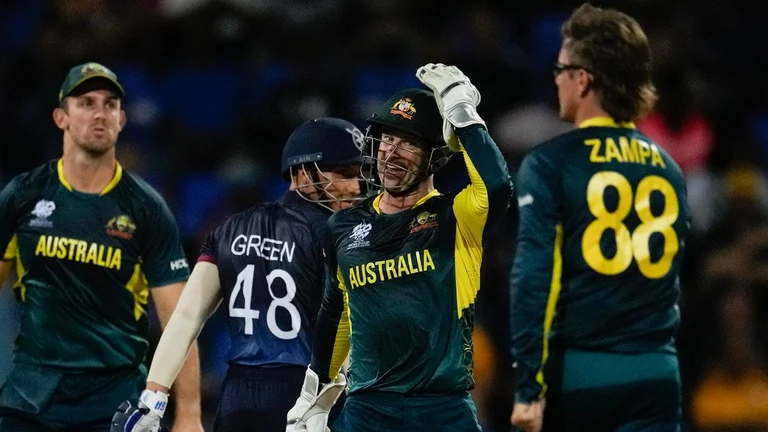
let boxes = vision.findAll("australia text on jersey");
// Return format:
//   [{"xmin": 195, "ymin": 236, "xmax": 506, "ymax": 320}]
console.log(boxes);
[
  {"xmin": 230, "ymin": 234, "xmax": 296, "ymax": 262},
  {"xmin": 348, "ymin": 248, "xmax": 436, "ymax": 289},
  {"xmin": 34, "ymin": 235, "xmax": 123, "ymax": 270}
]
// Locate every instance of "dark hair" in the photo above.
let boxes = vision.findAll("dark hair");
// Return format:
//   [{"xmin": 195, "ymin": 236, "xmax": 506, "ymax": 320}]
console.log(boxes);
[{"xmin": 561, "ymin": 3, "xmax": 658, "ymax": 122}]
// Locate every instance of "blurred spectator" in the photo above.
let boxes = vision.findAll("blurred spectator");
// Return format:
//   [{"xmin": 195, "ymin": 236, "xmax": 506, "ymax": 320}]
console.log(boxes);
[{"xmin": 691, "ymin": 287, "xmax": 768, "ymax": 432}]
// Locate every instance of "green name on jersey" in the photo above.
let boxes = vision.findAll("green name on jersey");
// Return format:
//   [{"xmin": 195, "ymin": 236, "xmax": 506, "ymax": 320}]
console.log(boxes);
[
  {"xmin": 584, "ymin": 137, "xmax": 666, "ymax": 168},
  {"xmin": 349, "ymin": 249, "xmax": 436, "ymax": 289},
  {"xmin": 35, "ymin": 235, "xmax": 123, "ymax": 270}
]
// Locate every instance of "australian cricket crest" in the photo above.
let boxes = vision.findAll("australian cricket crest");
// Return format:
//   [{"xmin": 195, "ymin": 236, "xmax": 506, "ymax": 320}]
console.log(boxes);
[
  {"xmin": 409, "ymin": 211, "xmax": 438, "ymax": 233},
  {"xmin": 30, "ymin": 199, "xmax": 56, "ymax": 228},
  {"xmin": 347, "ymin": 222, "xmax": 372, "ymax": 250},
  {"xmin": 390, "ymin": 98, "xmax": 417, "ymax": 120},
  {"xmin": 106, "ymin": 215, "xmax": 137, "ymax": 239}
]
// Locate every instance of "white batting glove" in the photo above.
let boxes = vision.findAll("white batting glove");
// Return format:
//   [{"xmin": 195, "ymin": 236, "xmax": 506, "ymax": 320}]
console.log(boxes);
[
  {"xmin": 111, "ymin": 389, "xmax": 168, "ymax": 432},
  {"xmin": 416, "ymin": 63, "xmax": 486, "ymax": 151},
  {"xmin": 286, "ymin": 368, "xmax": 347, "ymax": 432}
]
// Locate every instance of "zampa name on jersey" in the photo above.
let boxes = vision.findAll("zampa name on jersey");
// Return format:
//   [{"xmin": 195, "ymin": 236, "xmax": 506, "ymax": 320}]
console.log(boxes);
[
  {"xmin": 34, "ymin": 235, "xmax": 122, "ymax": 270},
  {"xmin": 348, "ymin": 248, "xmax": 435, "ymax": 289}
]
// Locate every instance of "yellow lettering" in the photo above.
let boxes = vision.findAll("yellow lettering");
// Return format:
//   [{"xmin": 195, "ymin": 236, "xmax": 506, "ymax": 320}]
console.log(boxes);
[
  {"xmin": 97, "ymin": 245, "xmax": 107, "ymax": 267},
  {"xmin": 604, "ymin": 138, "xmax": 623, "ymax": 163},
  {"xmin": 110, "ymin": 249, "xmax": 122, "ymax": 270},
  {"xmin": 67, "ymin": 240, "xmax": 77, "ymax": 260},
  {"xmin": 397, "ymin": 256, "xmax": 409, "ymax": 277},
  {"xmin": 620, "ymin": 137, "xmax": 639, "ymax": 163},
  {"xmin": 55, "ymin": 237, "xmax": 67, "ymax": 258},
  {"xmin": 35, "ymin": 236, "xmax": 46, "ymax": 256},
  {"xmin": 407, "ymin": 253, "xmax": 418, "ymax": 273},
  {"xmin": 76, "ymin": 241, "xmax": 87, "ymax": 261},
  {"xmin": 638, "ymin": 140, "xmax": 651, "ymax": 165},
  {"xmin": 585, "ymin": 139, "xmax": 604, "ymax": 163},
  {"xmin": 415, "ymin": 251, "xmax": 422, "ymax": 272},
  {"xmin": 366, "ymin": 262, "xmax": 376, "ymax": 284},
  {"xmin": 422, "ymin": 249, "xmax": 435, "ymax": 271},
  {"xmin": 45, "ymin": 236, "xmax": 55, "ymax": 256},
  {"xmin": 356, "ymin": 266, "xmax": 367, "ymax": 287},
  {"xmin": 376, "ymin": 260, "xmax": 386, "ymax": 281},
  {"xmin": 650, "ymin": 144, "xmax": 666, "ymax": 168},
  {"xmin": 86, "ymin": 243, "xmax": 98, "ymax": 264},
  {"xmin": 349, "ymin": 267, "xmax": 358, "ymax": 289},
  {"xmin": 385, "ymin": 259, "xmax": 397, "ymax": 279}
]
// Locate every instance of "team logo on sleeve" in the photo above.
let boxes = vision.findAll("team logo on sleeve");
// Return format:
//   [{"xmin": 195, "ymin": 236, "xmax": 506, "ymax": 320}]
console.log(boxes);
[
  {"xmin": 347, "ymin": 222, "xmax": 372, "ymax": 250},
  {"xmin": 30, "ymin": 200, "xmax": 56, "ymax": 228},
  {"xmin": 106, "ymin": 215, "xmax": 137, "ymax": 239},
  {"xmin": 390, "ymin": 98, "xmax": 416, "ymax": 120},
  {"xmin": 409, "ymin": 211, "xmax": 438, "ymax": 233}
]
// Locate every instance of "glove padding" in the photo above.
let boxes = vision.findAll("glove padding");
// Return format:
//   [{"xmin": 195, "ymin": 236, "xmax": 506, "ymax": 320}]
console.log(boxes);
[
  {"xmin": 111, "ymin": 389, "xmax": 168, "ymax": 432},
  {"xmin": 286, "ymin": 367, "xmax": 347, "ymax": 432},
  {"xmin": 416, "ymin": 63, "xmax": 486, "ymax": 151}
]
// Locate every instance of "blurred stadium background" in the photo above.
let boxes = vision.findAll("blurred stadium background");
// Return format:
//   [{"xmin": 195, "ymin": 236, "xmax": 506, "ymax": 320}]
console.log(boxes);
[{"xmin": 2, "ymin": 0, "xmax": 768, "ymax": 430}]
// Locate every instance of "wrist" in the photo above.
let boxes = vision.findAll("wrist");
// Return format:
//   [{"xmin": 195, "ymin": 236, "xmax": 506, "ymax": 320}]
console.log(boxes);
[
  {"xmin": 445, "ymin": 102, "xmax": 486, "ymax": 129},
  {"xmin": 146, "ymin": 381, "xmax": 170, "ymax": 394}
]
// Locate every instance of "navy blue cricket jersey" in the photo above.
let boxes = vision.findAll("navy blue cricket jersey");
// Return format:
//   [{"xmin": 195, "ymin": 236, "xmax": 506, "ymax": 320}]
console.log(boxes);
[{"xmin": 199, "ymin": 191, "xmax": 330, "ymax": 367}]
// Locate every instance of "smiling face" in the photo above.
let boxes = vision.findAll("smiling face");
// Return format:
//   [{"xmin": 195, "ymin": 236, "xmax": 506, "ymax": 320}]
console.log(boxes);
[
  {"xmin": 53, "ymin": 85, "xmax": 126, "ymax": 156},
  {"xmin": 375, "ymin": 129, "xmax": 429, "ymax": 194}
]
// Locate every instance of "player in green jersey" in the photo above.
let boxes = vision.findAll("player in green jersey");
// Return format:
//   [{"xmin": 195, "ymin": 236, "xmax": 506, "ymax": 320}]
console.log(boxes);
[
  {"xmin": 510, "ymin": 4, "xmax": 690, "ymax": 432},
  {"xmin": 285, "ymin": 64, "xmax": 512, "ymax": 432},
  {"xmin": 0, "ymin": 63, "xmax": 202, "ymax": 432}
]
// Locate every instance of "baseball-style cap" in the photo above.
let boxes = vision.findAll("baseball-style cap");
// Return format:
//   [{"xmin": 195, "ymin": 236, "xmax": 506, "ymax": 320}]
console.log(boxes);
[{"xmin": 58, "ymin": 62, "xmax": 125, "ymax": 102}]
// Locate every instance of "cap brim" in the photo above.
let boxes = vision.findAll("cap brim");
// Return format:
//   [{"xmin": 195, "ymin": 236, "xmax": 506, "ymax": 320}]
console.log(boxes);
[{"xmin": 61, "ymin": 74, "xmax": 125, "ymax": 101}]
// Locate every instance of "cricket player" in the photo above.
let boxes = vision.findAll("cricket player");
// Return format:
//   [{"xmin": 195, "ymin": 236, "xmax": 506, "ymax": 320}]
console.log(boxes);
[
  {"xmin": 286, "ymin": 64, "xmax": 512, "ymax": 432},
  {"xmin": 111, "ymin": 117, "xmax": 366, "ymax": 432},
  {"xmin": 510, "ymin": 4, "xmax": 691, "ymax": 432},
  {"xmin": 0, "ymin": 63, "xmax": 202, "ymax": 432}
]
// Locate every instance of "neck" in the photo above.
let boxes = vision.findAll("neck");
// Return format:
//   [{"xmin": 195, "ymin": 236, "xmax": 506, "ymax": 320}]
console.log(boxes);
[
  {"xmin": 61, "ymin": 140, "xmax": 118, "ymax": 194},
  {"xmin": 378, "ymin": 177, "xmax": 433, "ymax": 214},
  {"xmin": 574, "ymin": 97, "xmax": 611, "ymax": 127}
]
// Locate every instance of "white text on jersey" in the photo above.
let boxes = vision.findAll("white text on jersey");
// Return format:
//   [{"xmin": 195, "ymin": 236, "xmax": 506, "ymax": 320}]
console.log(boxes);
[{"xmin": 230, "ymin": 235, "xmax": 296, "ymax": 262}]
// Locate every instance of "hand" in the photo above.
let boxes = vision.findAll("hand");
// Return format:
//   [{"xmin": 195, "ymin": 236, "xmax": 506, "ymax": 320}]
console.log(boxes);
[
  {"xmin": 511, "ymin": 400, "xmax": 546, "ymax": 432},
  {"xmin": 416, "ymin": 63, "xmax": 485, "ymax": 151},
  {"xmin": 111, "ymin": 390, "xmax": 169, "ymax": 432},
  {"xmin": 286, "ymin": 367, "xmax": 347, "ymax": 432}
]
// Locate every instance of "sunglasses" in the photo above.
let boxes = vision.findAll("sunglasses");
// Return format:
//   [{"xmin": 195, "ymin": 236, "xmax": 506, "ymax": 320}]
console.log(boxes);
[{"xmin": 552, "ymin": 62, "xmax": 593, "ymax": 77}]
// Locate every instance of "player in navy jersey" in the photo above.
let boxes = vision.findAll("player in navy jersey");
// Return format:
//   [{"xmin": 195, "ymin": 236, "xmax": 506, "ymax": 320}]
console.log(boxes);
[{"xmin": 112, "ymin": 117, "xmax": 366, "ymax": 432}]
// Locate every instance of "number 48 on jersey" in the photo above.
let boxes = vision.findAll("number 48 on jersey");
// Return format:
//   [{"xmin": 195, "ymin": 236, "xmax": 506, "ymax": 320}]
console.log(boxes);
[{"xmin": 229, "ymin": 265, "xmax": 302, "ymax": 339}]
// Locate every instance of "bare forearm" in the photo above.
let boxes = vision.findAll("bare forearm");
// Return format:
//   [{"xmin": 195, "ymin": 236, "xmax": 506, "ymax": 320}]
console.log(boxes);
[{"xmin": 171, "ymin": 341, "xmax": 202, "ymax": 418}]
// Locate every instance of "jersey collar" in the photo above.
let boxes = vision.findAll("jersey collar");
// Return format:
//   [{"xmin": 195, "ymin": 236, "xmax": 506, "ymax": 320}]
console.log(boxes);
[
  {"xmin": 578, "ymin": 116, "xmax": 636, "ymax": 129},
  {"xmin": 372, "ymin": 189, "xmax": 440, "ymax": 214},
  {"xmin": 57, "ymin": 158, "xmax": 123, "ymax": 195}
]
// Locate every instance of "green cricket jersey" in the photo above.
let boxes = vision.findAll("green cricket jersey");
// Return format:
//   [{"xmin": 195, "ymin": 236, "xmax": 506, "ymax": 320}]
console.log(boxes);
[
  {"xmin": 510, "ymin": 117, "xmax": 691, "ymax": 402},
  {"xmin": 311, "ymin": 125, "xmax": 512, "ymax": 395},
  {"xmin": 0, "ymin": 159, "xmax": 190, "ymax": 370}
]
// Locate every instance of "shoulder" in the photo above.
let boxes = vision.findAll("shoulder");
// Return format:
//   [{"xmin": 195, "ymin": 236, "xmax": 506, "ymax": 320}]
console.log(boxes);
[{"xmin": 2, "ymin": 160, "xmax": 59, "ymax": 202}]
